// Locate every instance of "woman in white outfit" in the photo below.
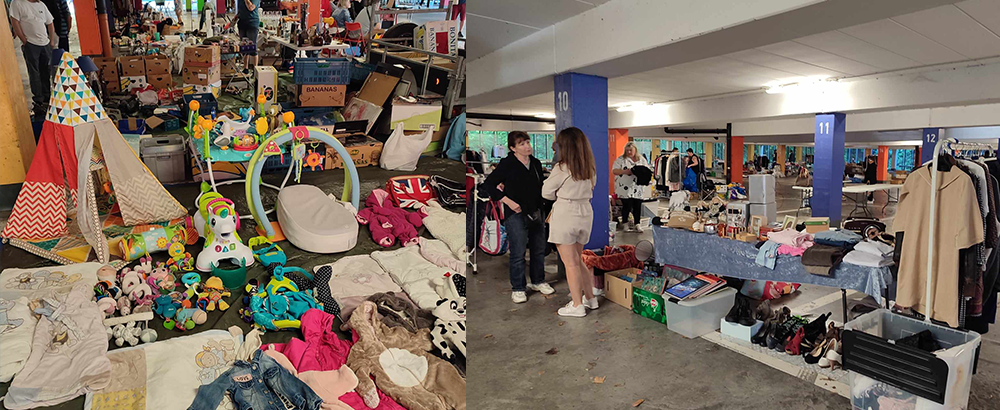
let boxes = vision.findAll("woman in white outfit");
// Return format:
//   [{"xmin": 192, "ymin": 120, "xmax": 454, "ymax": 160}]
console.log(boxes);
[
  {"xmin": 542, "ymin": 127, "xmax": 598, "ymax": 318},
  {"xmin": 612, "ymin": 142, "xmax": 649, "ymax": 232}
]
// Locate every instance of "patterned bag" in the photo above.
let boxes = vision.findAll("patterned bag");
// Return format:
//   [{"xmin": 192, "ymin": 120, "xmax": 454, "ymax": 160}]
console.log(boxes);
[
  {"xmin": 386, "ymin": 175, "xmax": 437, "ymax": 209},
  {"xmin": 478, "ymin": 201, "xmax": 507, "ymax": 256},
  {"xmin": 740, "ymin": 279, "xmax": 800, "ymax": 301}
]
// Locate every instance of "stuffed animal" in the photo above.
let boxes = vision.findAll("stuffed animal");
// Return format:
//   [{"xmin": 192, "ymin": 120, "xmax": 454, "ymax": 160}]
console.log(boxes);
[
  {"xmin": 166, "ymin": 308, "xmax": 207, "ymax": 331},
  {"xmin": 153, "ymin": 294, "xmax": 180, "ymax": 319},
  {"xmin": 668, "ymin": 190, "xmax": 690, "ymax": 212},
  {"xmin": 120, "ymin": 267, "xmax": 155, "ymax": 306},
  {"xmin": 430, "ymin": 298, "xmax": 467, "ymax": 360},
  {"xmin": 147, "ymin": 262, "xmax": 176, "ymax": 294},
  {"xmin": 432, "ymin": 272, "xmax": 466, "ymax": 300},
  {"xmin": 198, "ymin": 277, "xmax": 231, "ymax": 311},
  {"xmin": 113, "ymin": 322, "xmax": 141, "ymax": 347}
]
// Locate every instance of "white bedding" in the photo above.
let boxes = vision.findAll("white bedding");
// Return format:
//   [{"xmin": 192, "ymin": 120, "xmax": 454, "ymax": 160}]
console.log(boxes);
[
  {"xmin": 371, "ymin": 240, "xmax": 454, "ymax": 309},
  {"xmin": 421, "ymin": 202, "xmax": 467, "ymax": 261}
]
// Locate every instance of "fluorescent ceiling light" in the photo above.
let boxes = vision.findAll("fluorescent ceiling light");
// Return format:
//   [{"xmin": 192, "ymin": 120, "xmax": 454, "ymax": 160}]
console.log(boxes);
[{"xmin": 534, "ymin": 113, "xmax": 556, "ymax": 119}]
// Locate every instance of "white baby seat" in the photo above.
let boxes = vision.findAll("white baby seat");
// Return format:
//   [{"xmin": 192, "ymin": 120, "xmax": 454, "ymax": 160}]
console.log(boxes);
[{"xmin": 276, "ymin": 185, "xmax": 358, "ymax": 253}]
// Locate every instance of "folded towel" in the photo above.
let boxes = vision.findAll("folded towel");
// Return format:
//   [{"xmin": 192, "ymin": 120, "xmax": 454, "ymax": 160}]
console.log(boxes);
[
  {"xmin": 814, "ymin": 229, "xmax": 862, "ymax": 248},
  {"xmin": 853, "ymin": 240, "xmax": 894, "ymax": 257},
  {"xmin": 801, "ymin": 244, "xmax": 846, "ymax": 267},
  {"xmin": 843, "ymin": 249, "xmax": 894, "ymax": 267},
  {"xmin": 767, "ymin": 229, "xmax": 814, "ymax": 248}
]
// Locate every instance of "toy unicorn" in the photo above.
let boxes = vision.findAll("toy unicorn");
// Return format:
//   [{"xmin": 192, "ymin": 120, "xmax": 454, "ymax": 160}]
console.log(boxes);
[{"xmin": 193, "ymin": 185, "xmax": 254, "ymax": 272}]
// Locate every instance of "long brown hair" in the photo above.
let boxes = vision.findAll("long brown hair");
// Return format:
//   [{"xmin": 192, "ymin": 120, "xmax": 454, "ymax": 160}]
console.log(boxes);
[{"xmin": 555, "ymin": 127, "xmax": 596, "ymax": 181}]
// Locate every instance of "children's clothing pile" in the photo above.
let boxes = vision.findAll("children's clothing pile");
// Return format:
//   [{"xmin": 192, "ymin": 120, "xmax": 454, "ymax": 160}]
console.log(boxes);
[{"xmin": 357, "ymin": 189, "xmax": 427, "ymax": 247}]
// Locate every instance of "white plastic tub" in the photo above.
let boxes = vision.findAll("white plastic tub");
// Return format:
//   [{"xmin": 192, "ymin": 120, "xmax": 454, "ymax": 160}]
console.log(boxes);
[
  {"xmin": 664, "ymin": 287, "xmax": 736, "ymax": 339},
  {"xmin": 844, "ymin": 309, "xmax": 981, "ymax": 410}
]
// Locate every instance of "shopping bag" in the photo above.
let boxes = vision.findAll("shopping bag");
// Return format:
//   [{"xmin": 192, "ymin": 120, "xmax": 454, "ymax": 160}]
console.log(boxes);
[
  {"xmin": 381, "ymin": 122, "xmax": 432, "ymax": 171},
  {"xmin": 479, "ymin": 200, "xmax": 508, "ymax": 256}
]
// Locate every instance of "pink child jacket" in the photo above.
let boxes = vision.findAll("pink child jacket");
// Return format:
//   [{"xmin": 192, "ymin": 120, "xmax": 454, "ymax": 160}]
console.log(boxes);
[
  {"xmin": 356, "ymin": 189, "xmax": 427, "ymax": 247},
  {"xmin": 262, "ymin": 309, "xmax": 406, "ymax": 410}
]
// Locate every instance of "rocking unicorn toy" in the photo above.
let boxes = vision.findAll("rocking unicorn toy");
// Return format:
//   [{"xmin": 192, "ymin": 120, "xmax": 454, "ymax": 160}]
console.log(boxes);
[{"xmin": 193, "ymin": 184, "xmax": 255, "ymax": 272}]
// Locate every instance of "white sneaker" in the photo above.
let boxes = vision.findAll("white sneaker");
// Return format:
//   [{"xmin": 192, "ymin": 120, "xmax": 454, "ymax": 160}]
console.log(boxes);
[
  {"xmin": 527, "ymin": 282, "xmax": 555, "ymax": 295},
  {"xmin": 557, "ymin": 301, "xmax": 587, "ymax": 317},
  {"xmin": 511, "ymin": 291, "xmax": 527, "ymax": 304},
  {"xmin": 593, "ymin": 287, "xmax": 605, "ymax": 297},
  {"xmin": 582, "ymin": 296, "xmax": 599, "ymax": 310},
  {"xmin": 627, "ymin": 222, "xmax": 637, "ymax": 232}
]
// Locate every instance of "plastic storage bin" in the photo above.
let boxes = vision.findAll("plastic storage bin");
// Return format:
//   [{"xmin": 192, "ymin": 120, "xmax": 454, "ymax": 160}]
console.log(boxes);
[
  {"xmin": 350, "ymin": 61, "xmax": 377, "ymax": 83},
  {"xmin": 140, "ymin": 135, "xmax": 187, "ymax": 184},
  {"xmin": 293, "ymin": 58, "xmax": 351, "ymax": 85},
  {"xmin": 664, "ymin": 287, "xmax": 736, "ymax": 339},
  {"xmin": 843, "ymin": 309, "xmax": 981, "ymax": 410}
]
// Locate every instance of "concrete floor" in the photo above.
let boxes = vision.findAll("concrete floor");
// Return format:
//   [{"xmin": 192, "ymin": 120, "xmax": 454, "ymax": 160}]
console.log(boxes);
[{"xmin": 467, "ymin": 173, "xmax": 1000, "ymax": 409}]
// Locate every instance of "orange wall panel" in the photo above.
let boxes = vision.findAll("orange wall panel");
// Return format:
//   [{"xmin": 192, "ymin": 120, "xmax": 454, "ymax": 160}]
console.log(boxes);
[{"xmin": 609, "ymin": 129, "xmax": 628, "ymax": 192}]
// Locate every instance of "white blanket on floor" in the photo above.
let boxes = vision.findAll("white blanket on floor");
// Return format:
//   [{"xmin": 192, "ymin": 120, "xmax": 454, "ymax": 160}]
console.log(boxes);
[
  {"xmin": 421, "ymin": 202, "xmax": 467, "ymax": 261},
  {"xmin": 371, "ymin": 240, "xmax": 454, "ymax": 309},
  {"xmin": 0, "ymin": 297, "xmax": 37, "ymax": 383},
  {"xmin": 85, "ymin": 328, "xmax": 245, "ymax": 410}
]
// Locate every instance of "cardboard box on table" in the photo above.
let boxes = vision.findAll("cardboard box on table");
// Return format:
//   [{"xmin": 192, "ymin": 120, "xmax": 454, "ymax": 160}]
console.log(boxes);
[
  {"xmin": 390, "ymin": 101, "xmax": 442, "ymax": 131},
  {"xmin": 120, "ymin": 56, "xmax": 146, "ymax": 77},
  {"xmin": 297, "ymin": 84, "xmax": 346, "ymax": 107},
  {"xmin": 184, "ymin": 45, "xmax": 221, "ymax": 66},
  {"xmin": 147, "ymin": 74, "xmax": 174, "ymax": 90},
  {"xmin": 144, "ymin": 54, "xmax": 172, "ymax": 75},
  {"xmin": 121, "ymin": 76, "xmax": 148, "ymax": 93},
  {"xmin": 325, "ymin": 137, "xmax": 383, "ymax": 169},
  {"xmin": 413, "ymin": 20, "xmax": 459, "ymax": 56},
  {"xmin": 183, "ymin": 81, "xmax": 222, "ymax": 97},
  {"xmin": 182, "ymin": 65, "xmax": 221, "ymax": 86},
  {"xmin": 255, "ymin": 66, "xmax": 278, "ymax": 111},
  {"xmin": 93, "ymin": 57, "xmax": 119, "ymax": 81}
]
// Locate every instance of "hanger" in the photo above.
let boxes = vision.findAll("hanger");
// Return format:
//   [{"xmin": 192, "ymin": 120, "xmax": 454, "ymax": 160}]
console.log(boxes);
[{"xmin": 933, "ymin": 152, "xmax": 955, "ymax": 172}]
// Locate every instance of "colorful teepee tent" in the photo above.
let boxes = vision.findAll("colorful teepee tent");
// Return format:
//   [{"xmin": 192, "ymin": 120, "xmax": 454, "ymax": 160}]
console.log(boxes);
[{"xmin": 1, "ymin": 53, "xmax": 188, "ymax": 267}]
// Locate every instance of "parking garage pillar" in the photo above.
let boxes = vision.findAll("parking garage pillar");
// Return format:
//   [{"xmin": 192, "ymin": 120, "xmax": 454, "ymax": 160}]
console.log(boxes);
[
  {"xmin": 554, "ymin": 73, "xmax": 609, "ymax": 249},
  {"xmin": 813, "ymin": 113, "xmax": 846, "ymax": 226}
]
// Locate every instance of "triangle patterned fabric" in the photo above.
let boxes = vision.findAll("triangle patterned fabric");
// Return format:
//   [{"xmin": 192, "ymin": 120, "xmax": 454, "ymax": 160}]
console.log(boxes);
[{"xmin": 46, "ymin": 52, "xmax": 106, "ymax": 126}]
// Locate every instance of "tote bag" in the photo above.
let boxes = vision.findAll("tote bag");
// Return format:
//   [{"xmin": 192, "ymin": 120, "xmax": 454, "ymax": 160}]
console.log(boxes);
[
  {"xmin": 479, "ymin": 200, "xmax": 508, "ymax": 256},
  {"xmin": 381, "ymin": 122, "xmax": 432, "ymax": 171}
]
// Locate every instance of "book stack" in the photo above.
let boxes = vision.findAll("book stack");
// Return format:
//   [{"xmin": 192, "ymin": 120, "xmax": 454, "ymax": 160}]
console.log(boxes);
[{"xmin": 663, "ymin": 274, "xmax": 727, "ymax": 301}]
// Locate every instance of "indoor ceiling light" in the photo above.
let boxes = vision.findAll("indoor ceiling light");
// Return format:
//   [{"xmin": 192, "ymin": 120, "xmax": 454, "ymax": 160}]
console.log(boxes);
[{"xmin": 534, "ymin": 113, "xmax": 556, "ymax": 119}]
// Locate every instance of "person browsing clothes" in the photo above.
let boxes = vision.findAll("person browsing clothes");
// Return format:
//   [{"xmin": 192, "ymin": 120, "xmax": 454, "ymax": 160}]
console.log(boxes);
[
  {"xmin": 543, "ymin": 127, "xmax": 599, "ymax": 318},
  {"xmin": 482, "ymin": 131, "xmax": 556, "ymax": 304},
  {"xmin": 613, "ymin": 142, "xmax": 651, "ymax": 232}
]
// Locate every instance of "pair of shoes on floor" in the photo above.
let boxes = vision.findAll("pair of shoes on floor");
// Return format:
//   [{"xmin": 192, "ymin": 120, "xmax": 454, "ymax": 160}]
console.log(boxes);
[
  {"xmin": 558, "ymin": 297, "xmax": 598, "ymax": 317},
  {"xmin": 512, "ymin": 282, "xmax": 556, "ymax": 303},
  {"xmin": 805, "ymin": 322, "xmax": 843, "ymax": 369},
  {"xmin": 724, "ymin": 293, "xmax": 756, "ymax": 327},
  {"xmin": 751, "ymin": 306, "xmax": 789, "ymax": 346}
]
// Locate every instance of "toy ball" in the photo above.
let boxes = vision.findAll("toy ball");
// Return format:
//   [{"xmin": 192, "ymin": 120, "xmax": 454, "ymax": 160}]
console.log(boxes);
[
  {"xmin": 189, "ymin": 100, "xmax": 201, "ymax": 111},
  {"xmin": 192, "ymin": 309, "xmax": 208, "ymax": 325},
  {"xmin": 140, "ymin": 328, "xmax": 158, "ymax": 343},
  {"xmin": 282, "ymin": 112, "xmax": 294, "ymax": 124}
]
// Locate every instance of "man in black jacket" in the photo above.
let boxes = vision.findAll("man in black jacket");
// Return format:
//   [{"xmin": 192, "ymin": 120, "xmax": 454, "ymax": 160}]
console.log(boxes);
[{"xmin": 482, "ymin": 132, "xmax": 555, "ymax": 304}]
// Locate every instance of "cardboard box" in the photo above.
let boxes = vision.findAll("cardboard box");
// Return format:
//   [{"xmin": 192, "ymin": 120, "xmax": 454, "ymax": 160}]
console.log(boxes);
[
  {"xmin": 297, "ymin": 84, "xmax": 346, "ymax": 107},
  {"xmin": 603, "ymin": 268, "xmax": 640, "ymax": 309},
  {"xmin": 413, "ymin": 20, "xmax": 459, "ymax": 56},
  {"xmin": 804, "ymin": 217, "xmax": 830, "ymax": 234},
  {"xmin": 390, "ymin": 101, "xmax": 442, "ymax": 131},
  {"xmin": 324, "ymin": 137, "xmax": 383, "ymax": 169},
  {"xmin": 255, "ymin": 66, "xmax": 278, "ymax": 111},
  {"xmin": 104, "ymin": 77, "xmax": 121, "ymax": 94},
  {"xmin": 120, "ymin": 56, "xmax": 146, "ymax": 77},
  {"xmin": 182, "ymin": 81, "xmax": 222, "ymax": 97},
  {"xmin": 144, "ymin": 54, "xmax": 171, "ymax": 75},
  {"xmin": 93, "ymin": 57, "xmax": 119, "ymax": 81},
  {"xmin": 162, "ymin": 25, "xmax": 181, "ymax": 36},
  {"xmin": 182, "ymin": 65, "xmax": 221, "ymax": 86},
  {"xmin": 184, "ymin": 45, "xmax": 221, "ymax": 67},
  {"xmin": 121, "ymin": 76, "xmax": 148, "ymax": 93},
  {"xmin": 146, "ymin": 73, "xmax": 174, "ymax": 90},
  {"xmin": 357, "ymin": 72, "xmax": 400, "ymax": 107}
]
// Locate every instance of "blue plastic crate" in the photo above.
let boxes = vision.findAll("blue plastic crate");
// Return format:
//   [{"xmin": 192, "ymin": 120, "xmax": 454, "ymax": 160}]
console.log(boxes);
[
  {"xmin": 293, "ymin": 58, "xmax": 351, "ymax": 85},
  {"xmin": 349, "ymin": 61, "xmax": 376, "ymax": 83}
]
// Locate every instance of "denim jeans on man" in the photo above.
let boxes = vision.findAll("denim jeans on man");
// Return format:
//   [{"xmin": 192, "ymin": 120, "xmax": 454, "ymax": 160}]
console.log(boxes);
[
  {"xmin": 504, "ymin": 212, "xmax": 546, "ymax": 291},
  {"xmin": 22, "ymin": 43, "xmax": 51, "ymax": 108},
  {"xmin": 189, "ymin": 349, "xmax": 322, "ymax": 410}
]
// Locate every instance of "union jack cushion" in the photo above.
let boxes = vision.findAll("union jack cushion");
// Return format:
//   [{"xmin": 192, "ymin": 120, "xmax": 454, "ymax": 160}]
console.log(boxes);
[{"xmin": 386, "ymin": 175, "xmax": 438, "ymax": 209}]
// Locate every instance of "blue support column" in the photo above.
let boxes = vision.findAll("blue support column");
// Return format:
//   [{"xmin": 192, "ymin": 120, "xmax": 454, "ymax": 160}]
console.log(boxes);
[
  {"xmin": 813, "ymin": 113, "xmax": 846, "ymax": 226},
  {"xmin": 921, "ymin": 128, "xmax": 940, "ymax": 164},
  {"xmin": 554, "ymin": 73, "xmax": 609, "ymax": 249}
]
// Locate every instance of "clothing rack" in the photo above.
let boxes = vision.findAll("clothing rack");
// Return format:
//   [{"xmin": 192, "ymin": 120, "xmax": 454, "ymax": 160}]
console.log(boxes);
[
  {"xmin": 464, "ymin": 158, "xmax": 493, "ymax": 275},
  {"xmin": 926, "ymin": 138, "xmax": 994, "ymax": 324}
]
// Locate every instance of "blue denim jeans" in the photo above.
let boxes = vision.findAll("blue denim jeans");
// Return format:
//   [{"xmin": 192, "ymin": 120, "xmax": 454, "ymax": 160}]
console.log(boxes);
[
  {"xmin": 189, "ymin": 349, "xmax": 322, "ymax": 410},
  {"xmin": 504, "ymin": 212, "xmax": 546, "ymax": 291}
]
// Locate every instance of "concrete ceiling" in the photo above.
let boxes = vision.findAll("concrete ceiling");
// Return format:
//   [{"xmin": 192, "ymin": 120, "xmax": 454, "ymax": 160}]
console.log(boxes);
[
  {"xmin": 467, "ymin": 0, "xmax": 612, "ymax": 61},
  {"xmin": 473, "ymin": 0, "xmax": 1000, "ymax": 118}
]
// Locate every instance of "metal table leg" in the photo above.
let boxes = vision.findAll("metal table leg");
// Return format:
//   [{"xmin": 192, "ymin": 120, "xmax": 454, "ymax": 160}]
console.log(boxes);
[{"xmin": 842, "ymin": 288, "xmax": 850, "ymax": 323}]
